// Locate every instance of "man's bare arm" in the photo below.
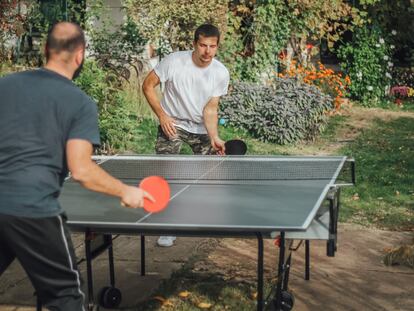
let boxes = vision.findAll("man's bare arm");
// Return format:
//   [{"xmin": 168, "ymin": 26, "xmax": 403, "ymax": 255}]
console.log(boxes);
[
  {"xmin": 66, "ymin": 139, "xmax": 153, "ymax": 208},
  {"xmin": 142, "ymin": 70, "xmax": 176, "ymax": 138},
  {"xmin": 203, "ymin": 97, "xmax": 225, "ymax": 155}
]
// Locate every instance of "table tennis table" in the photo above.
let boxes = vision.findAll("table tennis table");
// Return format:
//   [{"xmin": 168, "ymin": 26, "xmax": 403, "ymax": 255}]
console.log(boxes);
[{"xmin": 58, "ymin": 154, "xmax": 354, "ymax": 311}]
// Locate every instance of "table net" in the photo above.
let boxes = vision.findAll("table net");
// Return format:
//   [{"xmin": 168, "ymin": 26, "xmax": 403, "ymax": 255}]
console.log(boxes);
[{"xmin": 93, "ymin": 155, "xmax": 351, "ymax": 184}]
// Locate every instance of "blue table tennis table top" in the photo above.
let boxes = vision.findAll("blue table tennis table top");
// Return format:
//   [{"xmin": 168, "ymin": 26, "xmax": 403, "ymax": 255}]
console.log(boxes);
[{"xmin": 61, "ymin": 155, "xmax": 348, "ymax": 235}]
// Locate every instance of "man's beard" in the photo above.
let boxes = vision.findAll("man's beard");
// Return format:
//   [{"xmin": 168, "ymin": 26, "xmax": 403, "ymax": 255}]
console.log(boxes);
[{"xmin": 72, "ymin": 59, "xmax": 84, "ymax": 80}]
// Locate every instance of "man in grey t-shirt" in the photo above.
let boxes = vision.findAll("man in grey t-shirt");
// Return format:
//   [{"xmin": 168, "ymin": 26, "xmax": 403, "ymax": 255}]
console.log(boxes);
[
  {"xmin": 142, "ymin": 24, "xmax": 230, "ymax": 247},
  {"xmin": 0, "ymin": 22, "xmax": 153, "ymax": 311}
]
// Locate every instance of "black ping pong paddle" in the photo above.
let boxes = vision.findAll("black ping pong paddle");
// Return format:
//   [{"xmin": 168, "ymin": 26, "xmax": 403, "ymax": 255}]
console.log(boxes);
[{"xmin": 225, "ymin": 139, "xmax": 247, "ymax": 155}]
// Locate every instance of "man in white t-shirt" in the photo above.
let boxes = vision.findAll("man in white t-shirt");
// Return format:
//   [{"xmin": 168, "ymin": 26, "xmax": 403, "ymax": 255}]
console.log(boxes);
[{"xmin": 143, "ymin": 24, "xmax": 230, "ymax": 247}]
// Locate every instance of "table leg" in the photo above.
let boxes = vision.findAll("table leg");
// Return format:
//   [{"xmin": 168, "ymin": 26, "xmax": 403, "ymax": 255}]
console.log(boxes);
[
  {"xmin": 282, "ymin": 254, "xmax": 292, "ymax": 290},
  {"xmin": 305, "ymin": 240, "xmax": 310, "ymax": 280},
  {"xmin": 140, "ymin": 235, "xmax": 145, "ymax": 276},
  {"xmin": 36, "ymin": 296, "xmax": 42, "ymax": 311},
  {"xmin": 257, "ymin": 233, "xmax": 264, "ymax": 311},
  {"xmin": 85, "ymin": 231, "xmax": 95, "ymax": 311},
  {"xmin": 274, "ymin": 232, "xmax": 286, "ymax": 311},
  {"xmin": 108, "ymin": 235, "xmax": 115, "ymax": 286}
]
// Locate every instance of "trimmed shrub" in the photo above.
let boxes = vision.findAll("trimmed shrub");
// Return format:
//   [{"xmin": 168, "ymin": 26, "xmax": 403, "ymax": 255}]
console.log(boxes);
[{"xmin": 220, "ymin": 78, "xmax": 334, "ymax": 144}]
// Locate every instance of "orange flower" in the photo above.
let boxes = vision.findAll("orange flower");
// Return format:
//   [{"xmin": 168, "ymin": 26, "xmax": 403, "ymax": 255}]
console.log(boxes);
[{"xmin": 276, "ymin": 61, "xmax": 349, "ymax": 111}]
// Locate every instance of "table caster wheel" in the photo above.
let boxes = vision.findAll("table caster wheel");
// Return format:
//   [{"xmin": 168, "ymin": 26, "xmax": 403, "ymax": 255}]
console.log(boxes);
[
  {"xmin": 98, "ymin": 286, "xmax": 122, "ymax": 308},
  {"xmin": 281, "ymin": 290, "xmax": 295, "ymax": 311}
]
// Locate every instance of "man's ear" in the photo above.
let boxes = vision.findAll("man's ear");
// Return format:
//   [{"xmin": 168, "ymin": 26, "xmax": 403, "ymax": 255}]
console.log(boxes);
[{"xmin": 75, "ymin": 48, "xmax": 84, "ymax": 66}]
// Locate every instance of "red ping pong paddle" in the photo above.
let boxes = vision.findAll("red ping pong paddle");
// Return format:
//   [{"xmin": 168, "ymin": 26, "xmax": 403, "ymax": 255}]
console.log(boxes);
[{"xmin": 139, "ymin": 176, "xmax": 170, "ymax": 213}]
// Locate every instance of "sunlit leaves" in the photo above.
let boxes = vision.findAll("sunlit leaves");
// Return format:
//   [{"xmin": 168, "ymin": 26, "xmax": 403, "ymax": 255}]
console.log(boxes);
[{"xmin": 124, "ymin": 0, "xmax": 228, "ymax": 52}]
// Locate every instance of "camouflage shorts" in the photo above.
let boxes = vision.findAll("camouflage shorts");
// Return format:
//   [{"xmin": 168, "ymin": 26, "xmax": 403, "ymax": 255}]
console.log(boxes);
[{"xmin": 155, "ymin": 126, "xmax": 213, "ymax": 155}]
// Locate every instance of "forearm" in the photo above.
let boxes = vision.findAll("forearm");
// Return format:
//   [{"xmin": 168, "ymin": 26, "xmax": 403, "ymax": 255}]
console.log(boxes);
[
  {"xmin": 67, "ymin": 139, "xmax": 127, "ymax": 199},
  {"xmin": 203, "ymin": 105, "xmax": 219, "ymax": 140},
  {"xmin": 142, "ymin": 86, "xmax": 166, "ymax": 119},
  {"xmin": 67, "ymin": 140, "xmax": 150, "ymax": 209},
  {"xmin": 142, "ymin": 70, "xmax": 166, "ymax": 119},
  {"xmin": 71, "ymin": 161, "xmax": 127, "ymax": 198}
]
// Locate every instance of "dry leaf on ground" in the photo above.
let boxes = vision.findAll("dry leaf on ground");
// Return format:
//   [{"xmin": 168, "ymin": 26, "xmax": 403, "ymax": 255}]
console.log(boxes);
[
  {"xmin": 197, "ymin": 302, "xmax": 212, "ymax": 309},
  {"xmin": 178, "ymin": 291, "xmax": 191, "ymax": 298},
  {"xmin": 153, "ymin": 296, "xmax": 166, "ymax": 302}
]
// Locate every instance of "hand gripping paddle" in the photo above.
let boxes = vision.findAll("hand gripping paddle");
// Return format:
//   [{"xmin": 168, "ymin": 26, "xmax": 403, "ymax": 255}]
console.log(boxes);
[
  {"xmin": 225, "ymin": 139, "xmax": 247, "ymax": 155},
  {"xmin": 139, "ymin": 176, "xmax": 170, "ymax": 213}
]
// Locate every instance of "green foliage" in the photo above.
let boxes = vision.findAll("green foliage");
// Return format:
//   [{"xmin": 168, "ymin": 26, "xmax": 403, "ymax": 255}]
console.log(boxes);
[
  {"xmin": 359, "ymin": 0, "xmax": 381, "ymax": 4},
  {"xmin": 218, "ymin": 0, "xmax": 363, "ymax": 82},
  {"xmin": 88, "ymin": 15, "xmax": 147, "ymax": 80},
  {"xmin": 366, "ymin": 0, "xmax": 414, "ymax": 66},
  {"xmin": 219, "ymin": 0, "xmax": 290, "ymax": 82},
  {"xmin": 129, "ymin": 118, "xmax": 158, "ymax": 154},
  {"xmin": 285, "ymin": 0, "xmax": 358, "ymax": 43},
  {"xmin": 281, "ymin": 0, "xmax": 364, "ymax": 67},
  {"xmin": 1, "ymin": 0, "xmax": 105, "ymax": 66},
  {"xmin": 0, "ymin": 0, "xmax": 35, "ymax": 62},
  {"xmin": 337, "ymin": 24, "xmax": 392, "ymax": 106},
  {"xmin": 74, "ymin": 60, "xmax": 137, "ymax": 152},
  {"xmin": 124, "ymin": 0, "xmax": 228, "ymax": 52},
  {"xmin": 219, "ymin": 78, "xmax": 334, "ymax": 144},
  {"xmin": 98, "ymin": 97, "xmax": 138, "ymax": 151},
  {"xmin": 74, "ymin": 60, "xmax": 112, "ymax": 105},
  {"xmin": 0, "ymin": 62, "xmax": 25, "ymax": 77},
  {"xmin": 30, "ymin": 0, "xmax": 105, "ymax": 32}
]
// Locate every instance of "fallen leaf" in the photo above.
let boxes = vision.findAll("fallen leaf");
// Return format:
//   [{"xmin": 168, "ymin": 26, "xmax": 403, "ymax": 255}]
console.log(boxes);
[
  {"xmin": 197, "ymin": 302, "xmax": 212, "ymax": 309},
  {"xmin": 395, "ymin": 191, "xmax": 400, "ymax": 196},
  {"xmin": 162, "ymin": 300, "xmax": 174, "ymax": 307},
  {"xmin": 251, "ymin": 292, "xmax": 258, "ymax": 299},
  {"xmin": 153, "ymin": 296, "xmax": 174, "ymax": 307},
  {"xmin": 153, "ymin": 296, "xmax": 166, "ymax": 303},
  {"xmin": 178, "ymin": 291, "xmax": 191, "ymax": 298}
]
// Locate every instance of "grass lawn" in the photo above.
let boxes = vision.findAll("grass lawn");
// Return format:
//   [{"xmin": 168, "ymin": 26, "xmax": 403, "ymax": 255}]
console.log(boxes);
[{"xmin": 340, "ymin": 116, "xmax": 414, "ymax": 230}]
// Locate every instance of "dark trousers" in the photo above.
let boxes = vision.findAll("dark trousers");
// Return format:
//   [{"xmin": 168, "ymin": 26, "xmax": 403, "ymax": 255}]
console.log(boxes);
[{"xmin": 0, "ymin": 213, "xmax": 85, "ymax": 311}]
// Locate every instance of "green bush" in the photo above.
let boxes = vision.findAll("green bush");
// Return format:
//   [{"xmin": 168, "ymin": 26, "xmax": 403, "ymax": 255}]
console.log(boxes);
[
  {"xmin": 337, "ymin": 24, "xmax": 392, "ymax": 106},
  {"xmin": 98, "ymin": 96, "xmax": 138, "ymax": 152},
  {"xmin": 219, "ymin": 78, "xmax": 334, "ymax": 144},
  {"xmin": 74, "ymin": 60, "xmax": 137, "ymax": 152}
]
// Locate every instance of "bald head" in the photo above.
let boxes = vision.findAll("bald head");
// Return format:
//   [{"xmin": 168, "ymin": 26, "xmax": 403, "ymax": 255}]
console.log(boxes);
[{"xmin": 45, "ymin": 22, "xmax": 85, "ymax": 61}]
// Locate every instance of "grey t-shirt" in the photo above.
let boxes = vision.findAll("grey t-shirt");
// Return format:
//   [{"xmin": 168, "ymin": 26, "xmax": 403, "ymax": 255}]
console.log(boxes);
[{"xmin": 0, "ymin": 68, "xmax": 100, "ymax": 218}]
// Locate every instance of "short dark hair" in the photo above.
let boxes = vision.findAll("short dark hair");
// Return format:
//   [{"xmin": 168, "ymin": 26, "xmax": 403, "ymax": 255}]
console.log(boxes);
[
  {"xmin": 46, "ymin": 22, "xmax": 85, "ymax": 60},
  {"xmin": 194, "ymin": 24, "xmax": 220, "ymax": 44}
]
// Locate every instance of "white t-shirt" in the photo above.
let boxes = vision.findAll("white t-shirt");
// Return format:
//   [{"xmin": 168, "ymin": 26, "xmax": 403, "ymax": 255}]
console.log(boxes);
[{"xmin": 154, "ymin": 50, "xmax": 230, "ymax": 134}]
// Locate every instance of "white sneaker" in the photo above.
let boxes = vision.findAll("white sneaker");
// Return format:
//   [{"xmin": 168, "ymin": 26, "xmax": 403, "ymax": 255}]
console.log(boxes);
[{"xmin": 157, "ymin": 236, "xmax": 176, "ymax": 247}]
